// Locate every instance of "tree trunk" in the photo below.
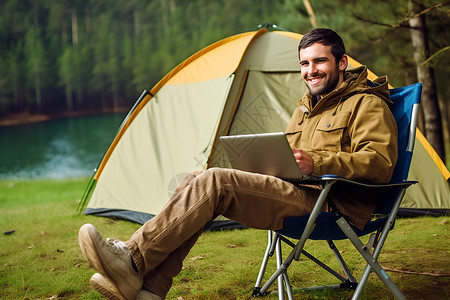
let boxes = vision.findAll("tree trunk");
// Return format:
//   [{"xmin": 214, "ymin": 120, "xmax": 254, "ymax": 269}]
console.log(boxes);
[
  {"xmin": 66, "ymin": 88, "xmax": 73, "ymax": 112},
  {"xmin": 134, "ymin": 12, "xmax": 140, "ymax": 37},
  {"xmin": 161, "ymin": 0, "xmax": 168, "ymax": 32},
  {"xmin": 112, "ymin": 92, "xmax": 120, "ymax": 113},
  {"xmin": 408, "ymin": 0, "xmax": 446, "ymax": 163},
  {"xmin": 76, "ymin": 87, "xmax": 83, "ymax": 109},
  {"xmin": 34, "ymin": 73, "xmax": 42, "ymax": 111},
  {"xmin": 303, "ymin": 0, "xmax": 317, "ymax": 28},
  {"xmin": 71, "ymin": 8, "xmax": 78, "ymax": 45},
  {"xmin": 85, "ymin": 7, "xmax": 92, "ymax": 33},
  {"xmin": 33, "ymin": 3, "xmax": 42, "ymax": 112},
  {"xmin": 34, "ymin": 2, "xmax": 40, "ymax": 27}
]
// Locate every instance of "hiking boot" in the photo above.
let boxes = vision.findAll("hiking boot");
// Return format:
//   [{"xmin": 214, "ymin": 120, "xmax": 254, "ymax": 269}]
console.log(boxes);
[
  {"xmin": 91, "ymin": 273, "xmax": 163, "ymax": 300},
  {"xmin": 79, "ymin": 223, "xmax": 143, "ymax": 300}
]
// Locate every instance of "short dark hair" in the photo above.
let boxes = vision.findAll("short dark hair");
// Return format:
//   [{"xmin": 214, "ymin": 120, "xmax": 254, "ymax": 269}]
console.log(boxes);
[{"xmin": 298, "ymin": 28, "xmax": 346, "ymax": 63}]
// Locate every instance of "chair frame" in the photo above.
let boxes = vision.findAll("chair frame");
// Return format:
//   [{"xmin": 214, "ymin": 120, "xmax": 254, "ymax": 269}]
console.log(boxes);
[{"xmin": 253, "ymin": 85, "xmax": 421, "ymax": 300}]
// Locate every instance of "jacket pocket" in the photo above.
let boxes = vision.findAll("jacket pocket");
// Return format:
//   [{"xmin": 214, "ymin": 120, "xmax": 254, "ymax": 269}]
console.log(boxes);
[
  {"xmin": 285, "ymin": 107, "xmax": 307, "ymax": 148},
  {"xmin": 314, "ymin": 111, "xmax": 351, "ymax": 152},
  {"xmin": 285, "ymin": 123, "xmax": 303, "ymax": 148}
]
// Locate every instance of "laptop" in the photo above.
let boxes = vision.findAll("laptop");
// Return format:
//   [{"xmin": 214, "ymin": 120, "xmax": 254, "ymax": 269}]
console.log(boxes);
[{"xmin": 220, "ymin": 132, "xmax": 320, "ymax": 181}]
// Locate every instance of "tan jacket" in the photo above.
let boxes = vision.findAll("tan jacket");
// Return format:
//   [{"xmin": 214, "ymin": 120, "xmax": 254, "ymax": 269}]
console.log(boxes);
[{"xmin": 285, "ymin": 66, "xmax": 398, "ymax": 229}]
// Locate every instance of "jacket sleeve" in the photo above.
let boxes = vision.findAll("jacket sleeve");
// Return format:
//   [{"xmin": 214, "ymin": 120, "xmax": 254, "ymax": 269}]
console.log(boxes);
[{"xmin": 307, "ymin": 96, "xmax": 398, "ymax": 183}]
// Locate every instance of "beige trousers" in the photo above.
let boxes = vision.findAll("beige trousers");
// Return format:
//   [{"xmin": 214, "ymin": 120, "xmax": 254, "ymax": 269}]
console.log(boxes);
[{"xmin": 125, "ymin": 168, "xmax": 325, "ymax": 298}]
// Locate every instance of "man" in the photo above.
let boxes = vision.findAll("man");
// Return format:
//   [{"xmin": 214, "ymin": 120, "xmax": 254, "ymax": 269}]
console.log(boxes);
[{"xmin": 78, "ymin": 28, "xmax": 398, "ymax": 300}]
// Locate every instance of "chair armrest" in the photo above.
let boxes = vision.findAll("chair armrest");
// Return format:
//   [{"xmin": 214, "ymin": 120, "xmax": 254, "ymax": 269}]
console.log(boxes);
[{"xmin": 320, "ymin": 174, "xmax": 418, "ymax": 189}]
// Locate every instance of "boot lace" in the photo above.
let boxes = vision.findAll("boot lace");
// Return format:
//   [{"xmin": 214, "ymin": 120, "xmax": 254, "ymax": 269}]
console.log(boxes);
[{"xmin": 105, "ymin": 238, "xmax": 130, "ymax": 256}]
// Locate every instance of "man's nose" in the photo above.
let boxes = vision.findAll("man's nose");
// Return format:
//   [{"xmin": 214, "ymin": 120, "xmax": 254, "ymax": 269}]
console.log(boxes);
[{"xmin": 307, "ymin": 63, "xmax": 318, "ymax": 75}]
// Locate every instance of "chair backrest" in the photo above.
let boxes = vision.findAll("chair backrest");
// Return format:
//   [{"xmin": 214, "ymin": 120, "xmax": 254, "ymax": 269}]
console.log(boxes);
[
  {"xmin": 374, "ymin": 83, "xmax": 422, "ymax": 215},
  {"xmin": 389, "ymin": 83, "xmax": 422, "ymax": 182}
]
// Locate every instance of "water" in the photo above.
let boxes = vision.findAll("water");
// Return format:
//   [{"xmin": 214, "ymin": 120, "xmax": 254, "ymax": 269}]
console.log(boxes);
[{"xmin": 0, "ymin": 113, "xmax": 126, "ymax": 180}]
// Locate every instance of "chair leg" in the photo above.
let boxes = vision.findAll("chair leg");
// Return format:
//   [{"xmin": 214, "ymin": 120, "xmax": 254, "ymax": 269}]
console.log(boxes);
[
  {"xmin": 352, "ymin": 263, "xmax": 372, "ymax": 299},
  {"xmin": 352, "ymin": 259, "xmax": 406, "ymax": 300},
  {"xmin": 333, "ymin": 215, "xmax": 406, "ymax": 300},
  {"xmin": 275, "ymin": 238, "xmax": 285, "ymax": 300},
  {"xmin": 254, "ymin": 233, "xmax": 360, "ymax": 298},
  {"xmin": 253, "ymin": 231, "xmax": 273, "ymax": 296},
  {"xmin": 327, "ymin": 240, "xmax": 358, "ymax": 288},
  {"xmin": 275, "ymin": 237, "xmax": 295, "ymax": 300},
  {"xmin": 283, "ymin": 272, "xmax": 294, "ymax": 300},
  {"xmin": 254, "ymin": 231, "xmax": 294, "ymax": 299},
  {"xmin": 257, "ymin": 244, "xmax": 297, "ymax": 297}
]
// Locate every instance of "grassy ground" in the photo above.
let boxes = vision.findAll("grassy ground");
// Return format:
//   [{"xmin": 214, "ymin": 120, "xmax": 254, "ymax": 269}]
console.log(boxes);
[{"xmin": 0, "ymin": 178, "xmax": 449, "ymax": 299}]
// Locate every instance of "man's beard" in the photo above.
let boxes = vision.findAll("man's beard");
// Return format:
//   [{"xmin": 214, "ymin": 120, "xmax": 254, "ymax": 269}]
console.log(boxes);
[{"xmin": 306, "ymin": 64, "xmax": 340, "ymax": 98}]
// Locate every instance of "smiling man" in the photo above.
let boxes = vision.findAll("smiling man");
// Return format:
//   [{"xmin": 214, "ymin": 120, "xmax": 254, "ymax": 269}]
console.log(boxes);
[
  {"xmin": 78, "ymin": 28, "xmax": 398, "ymax": 300},
  {"xmin": 301, "ymin": 45, "xmax": 345, "ymax": 96}
]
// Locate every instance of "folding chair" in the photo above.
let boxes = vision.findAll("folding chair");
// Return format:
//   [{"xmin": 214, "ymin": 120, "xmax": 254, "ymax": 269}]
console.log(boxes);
[{"xmin": 253, "ymin": 83, "xmax": 422, "ymax": 300}]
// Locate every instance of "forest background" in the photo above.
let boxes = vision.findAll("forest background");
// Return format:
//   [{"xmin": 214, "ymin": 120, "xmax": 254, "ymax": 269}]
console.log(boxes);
[{"xmin": 0, "ymin": 0, "xmax": 449, "ymax": 165}]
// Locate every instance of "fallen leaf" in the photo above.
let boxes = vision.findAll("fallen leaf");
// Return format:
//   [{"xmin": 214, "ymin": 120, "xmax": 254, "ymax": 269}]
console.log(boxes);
[
  {"xmin": 27, "ymin": 245, "xmax": 34, "ymax": 249},
  {"xmin": 190, "ymin": 255, "xmax": 206, "ymax": 261},
  {"xmin": 226, "ymin": 244, "xmax": 236, "ymax": 248}
]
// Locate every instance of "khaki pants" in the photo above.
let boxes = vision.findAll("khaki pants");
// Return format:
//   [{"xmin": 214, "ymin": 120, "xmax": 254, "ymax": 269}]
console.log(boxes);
[{"xmin": 125, "ymin": 168, "xmax": 325, "ymax": 298}]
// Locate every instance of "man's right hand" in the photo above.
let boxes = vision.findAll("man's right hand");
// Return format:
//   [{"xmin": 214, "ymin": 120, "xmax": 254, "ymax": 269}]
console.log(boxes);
[{"xmin": 291, "ymin": 148, "xmax": 314, "ymax": 175}]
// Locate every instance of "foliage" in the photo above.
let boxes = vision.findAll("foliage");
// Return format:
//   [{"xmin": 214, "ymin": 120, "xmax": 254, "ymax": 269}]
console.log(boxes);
[
  {"xmin": 0, "ymin": 0, "xmax": 448, "ymax": 159},
  {"xmin": 1, "ymin": 0, "xmax": 448, "ymax": 114},
  {"xmin": 0, "ymin": 0, "xmax": 284, "ymax": 115},
  {"xmin": 0, "ymin": 178, "xmax": 449, "ymax": 299}
]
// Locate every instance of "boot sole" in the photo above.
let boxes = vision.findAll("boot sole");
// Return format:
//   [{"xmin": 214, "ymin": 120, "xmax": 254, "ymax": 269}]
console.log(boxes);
[{"xmin": 91, "ymin": 273, "xmax": 126, "ymax": 300}]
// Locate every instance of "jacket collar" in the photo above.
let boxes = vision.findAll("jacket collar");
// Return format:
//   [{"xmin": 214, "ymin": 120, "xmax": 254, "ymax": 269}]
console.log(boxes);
[{"xmin": 297, "ymin": 66, "xmax": 392, "ymax": 111}]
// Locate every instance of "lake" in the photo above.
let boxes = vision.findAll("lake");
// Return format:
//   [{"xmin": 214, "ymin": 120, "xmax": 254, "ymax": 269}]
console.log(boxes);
[{"xmin": 0, "ymin": 113, "xmax": 126, "ymax": 180}]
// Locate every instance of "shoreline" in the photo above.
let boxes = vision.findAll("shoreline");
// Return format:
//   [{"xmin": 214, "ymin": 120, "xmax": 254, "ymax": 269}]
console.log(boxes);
[{"xmin": 0, "ymin": 108, "xmax": 129, "ymax": 127}]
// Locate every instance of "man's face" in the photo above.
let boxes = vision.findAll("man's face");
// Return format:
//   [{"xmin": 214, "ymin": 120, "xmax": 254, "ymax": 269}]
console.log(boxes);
[{"xmin": 299, "ymin": 43, "xmax": 346, "ymax": 98}]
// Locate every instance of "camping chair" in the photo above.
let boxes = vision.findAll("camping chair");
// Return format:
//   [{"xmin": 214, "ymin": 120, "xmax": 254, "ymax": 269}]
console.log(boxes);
[{"xmin": 252, "ymin": 83, "xmax": 422, "ymax": 300}]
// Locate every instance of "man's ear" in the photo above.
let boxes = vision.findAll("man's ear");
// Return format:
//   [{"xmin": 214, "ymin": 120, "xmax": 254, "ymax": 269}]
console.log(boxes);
[{"xmin": 339, "ymin": 54, "xmax": 348, "ymax": 71}]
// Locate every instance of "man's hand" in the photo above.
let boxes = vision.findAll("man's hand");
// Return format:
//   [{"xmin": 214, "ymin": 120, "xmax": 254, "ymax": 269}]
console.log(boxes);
[{"xmin": 291, "ymin": 148, "xmax": 314, "ymax": 175}]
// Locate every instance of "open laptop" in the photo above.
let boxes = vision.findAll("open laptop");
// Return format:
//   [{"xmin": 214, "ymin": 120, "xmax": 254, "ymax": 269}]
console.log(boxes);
[{"xmin": 220, "ymin": 132, "xmax": 320, "ymax": 182}]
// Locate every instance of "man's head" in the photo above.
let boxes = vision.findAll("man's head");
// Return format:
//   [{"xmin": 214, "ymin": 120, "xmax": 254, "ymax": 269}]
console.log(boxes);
[{"xmin": 298, "ymin": 28, "xmax": 348, "ymax": 98}]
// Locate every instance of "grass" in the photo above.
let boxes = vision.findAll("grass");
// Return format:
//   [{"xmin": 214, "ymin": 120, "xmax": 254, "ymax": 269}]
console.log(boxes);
[{"xmin": 1, "ymin": 178, "xmax": 449, "ymax": 299}]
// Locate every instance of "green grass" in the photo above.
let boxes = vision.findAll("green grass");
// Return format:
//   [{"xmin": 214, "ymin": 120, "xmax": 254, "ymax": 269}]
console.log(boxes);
[{"xmin": 1, "ymin": 179, "xmax": 449, "ymax": 299}]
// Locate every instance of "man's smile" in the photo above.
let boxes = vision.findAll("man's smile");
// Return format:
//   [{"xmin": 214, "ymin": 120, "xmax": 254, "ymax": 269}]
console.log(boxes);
[
  {"xmin": 308, "ymin": 77, "xmax": 323, "ymax": 85},
  {"xmin": 307, "ymin": 73, "xmax": 325, "ymax": 86}
]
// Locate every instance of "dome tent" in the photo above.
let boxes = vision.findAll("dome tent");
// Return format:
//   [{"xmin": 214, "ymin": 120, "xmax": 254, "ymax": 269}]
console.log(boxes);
[{"xmin": 78, "ymin": 26, "xmax": 450, "ymax": 229}]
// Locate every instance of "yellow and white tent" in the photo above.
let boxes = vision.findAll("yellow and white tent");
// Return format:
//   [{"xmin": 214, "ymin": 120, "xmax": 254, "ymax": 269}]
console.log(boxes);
[{"xmin": 79, "ymin": 27, "xmax": 449, "ymax": 229}]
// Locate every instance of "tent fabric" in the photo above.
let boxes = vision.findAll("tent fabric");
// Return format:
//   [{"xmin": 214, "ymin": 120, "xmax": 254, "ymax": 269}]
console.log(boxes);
[
  {"xmin": 401, "ymin": 136, "xmax": 450, "ymax": 210},
  {"xmin": 89, "ymin": 76, "xmax": 233, "ymax": 214},
  {"xmin": 416, "ymin": 130, "xmax": 450, "ymax": 180},
  {"xmin": 81, "ymin": 28, "xmax": 449, "ymax": 228}
]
